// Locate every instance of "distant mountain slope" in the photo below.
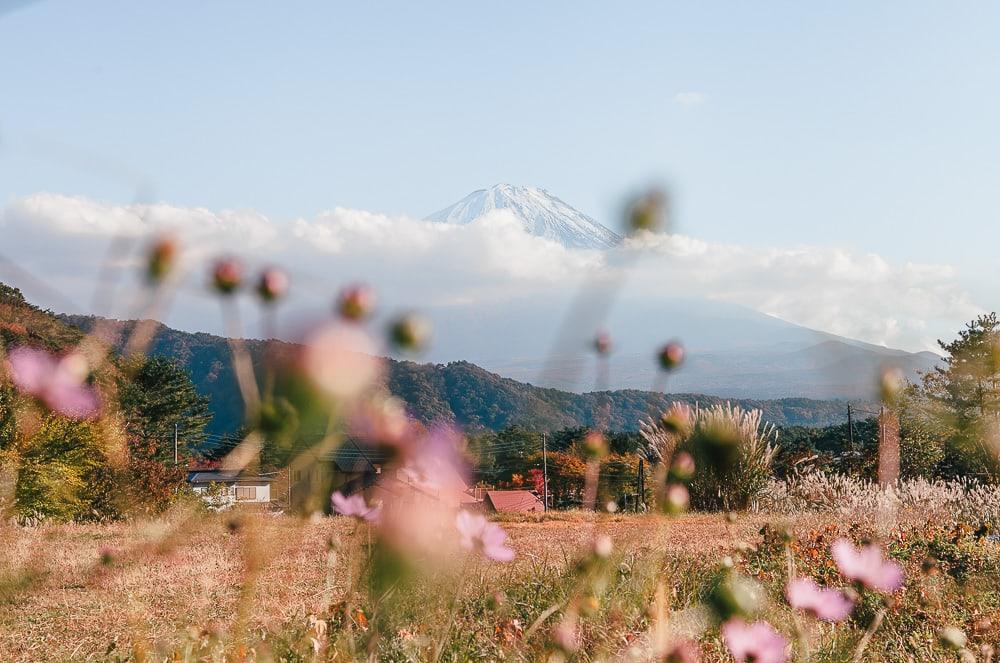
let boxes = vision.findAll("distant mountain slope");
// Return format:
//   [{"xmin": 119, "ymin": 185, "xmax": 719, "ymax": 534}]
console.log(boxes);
[
  {"xmin": 61, "ymin": 315, "xmax": 858, "ymax": 435},
  {"xmin": 426, "ymin": 183, "xmax": 621, "ymax": 250},
  {"xmin": 421, "ymin": 296, "xmax": 942, "ymax": 399}
]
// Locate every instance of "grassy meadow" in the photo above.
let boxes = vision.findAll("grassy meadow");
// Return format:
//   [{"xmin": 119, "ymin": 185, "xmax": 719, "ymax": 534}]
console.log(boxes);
[{"xmin": 2, "ymin": 506, "xmax": 998, "ymax": 662}]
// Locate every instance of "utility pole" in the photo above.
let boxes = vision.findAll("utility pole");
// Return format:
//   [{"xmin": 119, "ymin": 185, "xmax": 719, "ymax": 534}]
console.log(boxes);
[
  {"xmin": 638, "ymin": 459, "xmax": 645, "ymax": 512},
  {"xmin": 542, "ymin": 433, "xmax": 549, "ymax": 512},
  {"xmin": 173, "ymin": 422, "xmax": 179, "ymax": 465},
  {"xmin": 847, "ymin": 404, "xmax": 855, "ymax": 452}
]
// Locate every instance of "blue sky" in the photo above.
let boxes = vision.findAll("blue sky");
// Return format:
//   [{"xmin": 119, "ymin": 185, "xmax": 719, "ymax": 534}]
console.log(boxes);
[{"xmin": 0, "ymin": 1, "xmax": 997, "ymax": 351}]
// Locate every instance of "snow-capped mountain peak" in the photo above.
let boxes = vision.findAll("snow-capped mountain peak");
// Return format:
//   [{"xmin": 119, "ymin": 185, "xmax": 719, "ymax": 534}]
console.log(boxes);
[{"xmin": 426, "ymin": 184, "xmax": 621, "ymax": 250}]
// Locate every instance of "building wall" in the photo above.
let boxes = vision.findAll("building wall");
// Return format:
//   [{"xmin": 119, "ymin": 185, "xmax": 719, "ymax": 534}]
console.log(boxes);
[{"xmin": 192, "ymin": 482, "xmax": 272, "ymax": 508}]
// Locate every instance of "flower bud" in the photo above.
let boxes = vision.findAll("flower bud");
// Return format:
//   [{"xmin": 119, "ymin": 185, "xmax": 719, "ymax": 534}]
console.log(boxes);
[
  {"xmin": 625, "ymin": 188, "xmax": 668, "ymax": 234},
  {"xmin": 582, "ymin": 431, "xmax": 608, "ymax": 460},
  {"xmin": 146, "ymin": 236, "xmax": 177, "ymax": 283},
  {"xmin": 669, "ymin": 452, "xmax": 696, "ymax": 482},
  {"xmin": 338, "ymin": 283, "xmax": 376, "ymax": 322},
  {"xmin": 593, "ymin": 331, "xmax": 612, "ymax": 356},
  {"xmin": 256, "ymin": 267, "xmax": 289, "ymax": 303},
  {"xmin": 212, "ymin": 258, "xmax": 243, "ymax": 295},
  {"xmin": 658, "ymin": 342, "xmax": 685, "ymax": 371},
  {"xmin": 696, "ymin": 422, "xmax": 741, "ymax": 472},
  {"xmin": 594, "ymin": 535, "xmax": 613, "ymax": 559},
  {"xmin": 388, "ymin": 313, "xmax": 430, "ymax": 352},
  {"xmin": 662, "ymin": 483, "xmax": 690, "ymax": 515},
  {"xmin": 879, "ymin": 365, "xmax": 906, "ymax": 405},
  {"xmin": 708, "ymin": 570, "xmax": 765, "ymax": 621}
]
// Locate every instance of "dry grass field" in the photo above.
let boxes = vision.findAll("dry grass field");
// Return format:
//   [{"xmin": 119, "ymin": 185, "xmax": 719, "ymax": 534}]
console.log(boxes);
[
  {"xmin": 0, "ymin": 511, "xmax": 770, "ymax": 661},
  {"xmin": 2, "ymin": 508, "xmax": 998, "ymax": 662}
]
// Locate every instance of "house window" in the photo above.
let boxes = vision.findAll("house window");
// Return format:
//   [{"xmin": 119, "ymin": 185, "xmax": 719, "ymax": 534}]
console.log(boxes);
[{"xmin": 235, "ymin": 486, "xmax": 257, "ymax": 501}]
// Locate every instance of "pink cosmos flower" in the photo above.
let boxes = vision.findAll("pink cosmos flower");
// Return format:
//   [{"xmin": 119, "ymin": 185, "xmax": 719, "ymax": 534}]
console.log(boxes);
[
  {"xmin": 455, "ymin": 510, "xmax": 515, "ymax": 562},
  {"xmin": 785, "ymin": 577, "xmax": 854, "ymax": 621},
  {"xmin": 301, "ymin": 323, "xmax": 382, "ymax": 400},
  {"xmin": 722, "ymin": 619, "xmax": 789, "ymax": 663},
  {"xmin": 347, "ymin": 396, "xmax": 414, "ymax": 451},
  {"xmin": 7, "ymin": 347, "xmax": 100, "ymax": 419},
  {"xmin": 331, "ymin": 491, "xmax": 381, "ymax": 524},
  {"xmin": 831, "ymin": 538, "xmax": 904, "ymax": 593}
]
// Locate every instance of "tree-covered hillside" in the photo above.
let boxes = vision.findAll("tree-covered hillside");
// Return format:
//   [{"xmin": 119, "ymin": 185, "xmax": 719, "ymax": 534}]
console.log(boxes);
[
  {"xmin": 1, "ymin": 284, "xmax": 211, "ymax": 522},
  {"xmin": 63, "ymin": 315, "xmax": 858, "ymax": 436}
]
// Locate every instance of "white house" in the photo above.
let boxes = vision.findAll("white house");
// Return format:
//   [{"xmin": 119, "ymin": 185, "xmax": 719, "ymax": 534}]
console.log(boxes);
[{"xmin": 188, "ymin": 470, "xmax": 274, "ymax": 510}]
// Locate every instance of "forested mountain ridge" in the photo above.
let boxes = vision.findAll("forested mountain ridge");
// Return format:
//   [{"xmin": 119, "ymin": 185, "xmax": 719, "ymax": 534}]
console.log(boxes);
[{"xmin": 60, "ymin": 314, "xmax": 860, "ymax": 434}]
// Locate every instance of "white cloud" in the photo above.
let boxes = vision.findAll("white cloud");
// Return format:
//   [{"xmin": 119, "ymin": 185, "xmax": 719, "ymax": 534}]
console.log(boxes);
[
  {"xmin": 0, "ymin": 193, "xmax": 980, "ymax": 356},
  {"xmin": 623, "ymin": 233, "xmax": 980, "ymax": 350},
  {"xmin": 673, "ymin": 91, "xmax": 707, "ymax": 108}
]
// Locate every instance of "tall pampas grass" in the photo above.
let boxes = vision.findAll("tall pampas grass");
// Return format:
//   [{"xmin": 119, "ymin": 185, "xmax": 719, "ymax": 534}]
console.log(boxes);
[{"xmin": 641, "ymin": 402, "xmax": 778, "ymax": 511}]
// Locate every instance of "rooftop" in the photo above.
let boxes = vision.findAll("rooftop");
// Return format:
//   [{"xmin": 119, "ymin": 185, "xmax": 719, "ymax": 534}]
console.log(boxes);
[{"xmin": 485, "ymin": 490, "xmax": 544, "ymax": 513}]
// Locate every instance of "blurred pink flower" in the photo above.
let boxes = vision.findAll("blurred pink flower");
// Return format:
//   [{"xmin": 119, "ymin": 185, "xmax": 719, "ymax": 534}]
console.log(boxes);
[
  {"xmin": 7, "ymin": 347, "xmax": 100, "ymax": 419},
  {"xmin": 256, "ymin": 267, "xmax": 289, "ymax": 302},
  {"xmin": 347, "ymin": 396, "xmax": 414, "ymax": 451},
  {"xmin": 722, "ymin": 619, "xmax": 789, "ymax": 663},
  {"xmin": 785, "ymin": 577, "xmax": 854, "ymax": 621},
  {"xmin": 831, "ymin": 538, "xmax": 904, "ymax": 593},
  {"xmin": 551, "ymin": 618, "xmax": 580, "ymax": 653},
  {"xmin": 455, "ymin": 510, "xmax": 515, "ymax": 562},
  {"xmin": 331, "ymin": 491, "xmax": 381, "ymax": 524},
  {"xmin": 301, "ymin": 323, "xmax": 382, "ymax": 400}
]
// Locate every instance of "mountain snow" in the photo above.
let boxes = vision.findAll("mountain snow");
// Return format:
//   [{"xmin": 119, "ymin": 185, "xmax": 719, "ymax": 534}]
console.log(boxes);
[{"xmin": 426, "ymin": 184, "xmax": 622, "ymax": 250}]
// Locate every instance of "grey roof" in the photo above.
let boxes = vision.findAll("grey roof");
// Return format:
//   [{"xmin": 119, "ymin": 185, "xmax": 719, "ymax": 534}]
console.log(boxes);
[
  {"xmin": 188, "ymin": 471, "xmax": 275, "ymax": 484},
  {"xmin": 323, "ymin": 440, "xmax": 392, "ymax": 473}
]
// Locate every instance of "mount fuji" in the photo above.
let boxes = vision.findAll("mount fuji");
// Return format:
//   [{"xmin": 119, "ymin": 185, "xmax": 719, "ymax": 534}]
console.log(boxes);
[{"xmin": 426, "ymin": 183, "xmax": 621, "ymax": 250}]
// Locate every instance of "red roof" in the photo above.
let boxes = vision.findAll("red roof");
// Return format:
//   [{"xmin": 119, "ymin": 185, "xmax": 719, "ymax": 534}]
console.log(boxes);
[{"xmin": 485, "ymin": 490, "xmax": 544, "ymax": 513}]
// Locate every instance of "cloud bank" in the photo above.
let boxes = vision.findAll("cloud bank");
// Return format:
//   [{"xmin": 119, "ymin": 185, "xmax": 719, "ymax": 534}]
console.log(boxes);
[{"xmin": 0, "ymin": 193, "xmax": 979, "ymax": 355}]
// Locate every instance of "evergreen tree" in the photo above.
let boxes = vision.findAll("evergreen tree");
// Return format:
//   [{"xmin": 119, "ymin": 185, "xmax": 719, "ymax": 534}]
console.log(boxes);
[
  {"xmin": 922, "ymin": 313, "xmax": 1000, "ymax": 479},
  {"xmin": 118, "ymin": 355, "xmax": 212, "ymax": 463},
  {"xmin": 114, "ymin": 356, "xmax": 213, "ymax": 514}
]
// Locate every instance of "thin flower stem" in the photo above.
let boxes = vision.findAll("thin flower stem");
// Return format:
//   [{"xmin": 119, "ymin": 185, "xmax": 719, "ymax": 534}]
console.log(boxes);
[
  {"xmin": 524, "ymin": 599, "xmax": 568, "ymax": 641},
  {"xmin": 785, "ymin": 544, "xmax": 811, "ymax": 661},
  {"xmin": 221, "ymin": 299, "xmax": 261, "ymax": 421},
  {"xmin": 432, "ymin": 558, "xmax": 471, "ymax": 662},
  {"xmin": 850, "ymin": 607, "xmax": 885, "ymax": 663}
]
